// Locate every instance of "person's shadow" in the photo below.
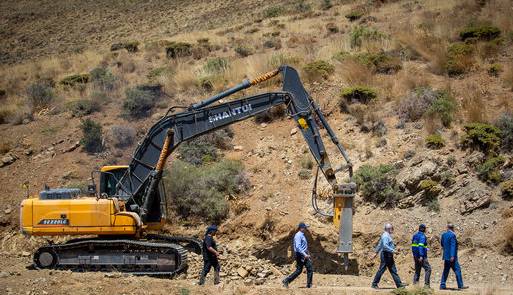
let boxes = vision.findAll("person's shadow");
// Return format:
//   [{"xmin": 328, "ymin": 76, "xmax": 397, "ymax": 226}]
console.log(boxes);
[{"xmin": 253, "ymin": 230, "xmax": 360, "ymax": 275}]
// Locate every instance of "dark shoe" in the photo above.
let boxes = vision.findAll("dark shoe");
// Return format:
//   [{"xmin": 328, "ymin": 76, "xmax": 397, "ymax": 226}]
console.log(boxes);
[
  {"xmin": 306, "ymin": 285, "xmax": 312, "ymax": 288},
  {"xmin": 424, "ymin": 285, "xmax": 431, "ymax": 289},
  {"xmin": 398, "ymin": 283, "xmax": 409, "ymax": 288},
  {"xmin": 282, "ymin": 280, "xmax": 289, "ymax": 288},
  {"xmin": 214, "ymin": 271, "xmax": 220, "ymax": 285},
  {"xmin": 371, "ymin": 285, "xmax": 379, "ymax": 289},
  {"xmin": 458, "ymin": 286, "xmax": 469, "ymax": 290},
  {"xmin": 440, "ymin": 286, "xmax": 447, "ymax": 290}
]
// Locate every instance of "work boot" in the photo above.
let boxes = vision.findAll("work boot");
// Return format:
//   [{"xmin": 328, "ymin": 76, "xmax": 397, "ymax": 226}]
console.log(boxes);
[
  {"xmin": 282, "ymin": 279, "xmax": 289, "ymax": 288},
  {"xmin": 458, "ymin": 286, "xmax": 469, "ymax": 290},
  {"xmin": 214, "ymin": 271, "xmax": 221, "ymax": 285},
  {"xmin": 198, "ymin": 274, "xmax": 206, "ymax": 286}
]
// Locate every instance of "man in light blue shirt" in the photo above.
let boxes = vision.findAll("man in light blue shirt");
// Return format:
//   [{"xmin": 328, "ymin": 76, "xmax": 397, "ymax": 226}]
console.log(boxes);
[
  {"xmin": 371, "ymin": 223, "xmax": 407, "ymax": 289},
  {"xmin": 282, "ymin": 222, "xmax": 313, "ymax": 288}
]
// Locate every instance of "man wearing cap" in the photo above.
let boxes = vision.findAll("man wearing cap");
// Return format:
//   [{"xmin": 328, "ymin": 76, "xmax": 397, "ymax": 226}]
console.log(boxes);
[
  {"xmin": 371, "ymin": 223, "xmax": 407, "ymax": 289},
  {"xmin": 199, "ymin": 225, "xmax": 221, "ymax": 285},
  {"xmin": 411, "ymin": 224, "xmax": 431, "ymax": 288},
  {"xmin": 440, "ymin": 223, "xmax": 468, "ymax": 290},
  {"xmin": 282, "ymin": 222, "xmax": 313, "ymax": 288}
]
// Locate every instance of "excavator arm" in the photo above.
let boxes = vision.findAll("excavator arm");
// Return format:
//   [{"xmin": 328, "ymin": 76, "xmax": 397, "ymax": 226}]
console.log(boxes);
[{"xmin": 116, "ymin": 66, "xmax": 355, "ymax": 267}]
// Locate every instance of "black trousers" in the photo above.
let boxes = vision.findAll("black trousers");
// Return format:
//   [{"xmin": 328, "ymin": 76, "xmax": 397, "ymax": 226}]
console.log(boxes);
[
  {"xmin": 199, "ymin": 258, "xmax": 220, "ymax": 285},
  {"xmin": 283, "ymin": 253, "xmax": 313, "ymax": 287},
  {"xmin": 372, "ymin": 251, "xmax": 403, "ymax": 288},
  {"xmin": 413, "ymin": 257, "xmax": 431, "ymax": 286}
]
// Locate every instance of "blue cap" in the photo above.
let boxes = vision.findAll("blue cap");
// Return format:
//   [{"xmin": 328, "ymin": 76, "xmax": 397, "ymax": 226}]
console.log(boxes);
[
  {"xmin": 298, "ymin": 222, "xmax": 308, "ymax": 229},
  {"xmin": 207, "ymin": 225, "xmax": 218, "ymax": 233}
]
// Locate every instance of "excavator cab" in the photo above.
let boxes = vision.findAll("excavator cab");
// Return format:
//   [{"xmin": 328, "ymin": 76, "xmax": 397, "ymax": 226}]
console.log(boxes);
[{"xmin": 98, "ymin": 166, "xmax": 128, "ymax": 196}]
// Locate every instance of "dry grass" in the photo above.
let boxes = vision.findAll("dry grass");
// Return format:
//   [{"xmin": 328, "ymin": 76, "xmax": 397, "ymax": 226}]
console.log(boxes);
[
  {"xmin": 461, "ymin": 81, "xmax": 488, "ymax": 123},
  {"xmin": 503, "ymin": 63, "xmax": 513, "ymax": 91},
  {"xmin": 336, "ymin": 59, "xmax": 374, "ymax": 87}
]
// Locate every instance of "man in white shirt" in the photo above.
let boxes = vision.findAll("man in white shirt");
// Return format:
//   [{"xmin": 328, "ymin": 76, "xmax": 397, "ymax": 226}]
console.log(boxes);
[{"xmin": 371, "ymin": 223, "xmax": 407, "ymax": 289}]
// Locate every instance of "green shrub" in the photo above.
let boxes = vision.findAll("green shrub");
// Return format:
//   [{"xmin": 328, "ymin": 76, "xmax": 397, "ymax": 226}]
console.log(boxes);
[
  {"xmin": 60, "ymin": 73, "xmax": 90, "ymax": 87},
  {"xmin": 303, "ymin": 60, "xmax": 334, "ymax": 81},
  {"xmin": 263, "ymin": 38, "xmax": 282, "ymax": 49},
  {"xmin": 495, "ymin": 112, "xmax": 513, "ymax": 151},
  {"xmin": 459, "ymin": 24, "xmax": 501, "ymax": 41},
  {"xmin": 340, "ymin": 86, "xmax": 377, "ymax": 104},
  {"xmin": 298, "ymin": 169, "xmax": 311, "ymax": 179},
  {"xmin": 90, "ymin": 67, "xmax": 116, "ymax": 90},
  {"xmin": 110, "ymin": 41, "xmax": 139, "ymax": 52},
  {"xmin": 204, "ymin": 57, "xmax": 229, "ymax": 74},
  {"xmin": 350, "ymin": 26, "xmax": 387, "ymax": 48},
  {"xmin": 300, "ymin": 156, "xmax": 314, "ymax": 169},
  {"xmin": 66, "ymin": 99, "xmax": 100, "ymax": 117},
  {"xmin": 295, "ymin": 0, "xmax": 312, "ymax": 13},
  {"xmin": 26, "ymin": 81, "xmax": 55, "ymax": 110},
  {"xmin": 425, "ymin": 134, "xmax": 445, "ymax": 149},
  {"xmin": 234, "ymin": 45, "xmax": 254, "ymax": 57},
  {"xmin": 419, "ymin": 179, "xmax": 441, "ymax": 198},
  {"xmin": 333, "ymin": 51, "xmax": 350, "ymax": 62},
  {"xmin": 80, "ymin": 119, "xmax": 103, "ymax": 153},
  {"xmin": 165, "ymin": 159, "xmax": 249, "ymax": 223},
  {"xmin": 425, "ymin": 91, "xmax": 457, "ymax": 127},
  {"xmin": 264, "ymin": 6, "xmax": 285, "ymax": 18},
  {"xmin": 178, "ymin": 128, "xmax": 234, "ymax": 165},
  {"xmin": 354, "ymin": 164, "xmax": 400, "ymax": 207},
  {"xmin": 320, "ymin": 0, "xmax": 332, "ymax": 10},
  {"xmin": 488, "ymin": 63, "xmax": 503, "ymax": 77},
  {"xmin": 353, "ymin": 51, "xmax": 402, "ymax": 74},
  {"xmin": 461, "ymin": 123, "xmax": 502, "ymax": 154},
  {"xmin": 122, "ymin": 85, "xmax": 162, "ymax": 118},
  {"xmin": 445, "ymin": 42, "xmax": 474, "ymax": 76},
  {"xmin": 345, "ymin": 10, "xmax": 364, "ymax": 21},
  {"xmin": 477, "ymin": 156, "xmax": 505, "ymax": 184},
  {"xmin": 427, "ymin": 198, "xmax": 440, "ymax": 213},
  {"xmin": 500, "ymin": 180, "xmax": 513, "ymax": 200},
  {"xmin": 166, "ymin": 42, "xmax": 193, "ymax": 59}
]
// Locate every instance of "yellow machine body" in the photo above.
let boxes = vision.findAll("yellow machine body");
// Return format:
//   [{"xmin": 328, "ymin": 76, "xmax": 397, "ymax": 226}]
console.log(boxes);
[
  {"xmin": 20, "ymin": 197, "xmax": 140, "ymax": 236},
  {"xmin": 19, "ymin": 165, "xmax": 163, "ymax": 237}
]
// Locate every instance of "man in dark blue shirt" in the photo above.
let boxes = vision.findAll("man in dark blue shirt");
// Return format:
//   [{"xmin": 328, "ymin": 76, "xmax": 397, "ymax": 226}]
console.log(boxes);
[
  {"xmin": 199, "ymin": 225, "xmax": 221, "ymax": 285},
  {"xmin": 411, "ymin": 224, "xmax": 431, "ymax": 287},
  {"xmin": 440, "ymin": 223, "xmax": 468, "ymax": 290},
  {"xmin": 282, "ymin": 222, "xmax": 313, "ymax": 288}
]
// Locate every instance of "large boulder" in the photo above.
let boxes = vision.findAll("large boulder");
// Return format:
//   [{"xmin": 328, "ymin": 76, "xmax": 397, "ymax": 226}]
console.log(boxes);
[{"xmin": 457, "ymin": 179, "xmax": 492, "ymax": 214}]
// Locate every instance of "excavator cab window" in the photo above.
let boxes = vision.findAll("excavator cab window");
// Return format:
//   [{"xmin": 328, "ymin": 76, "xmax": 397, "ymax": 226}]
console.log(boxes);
[{"xmin": 100, "ymin": 167, "xmax": 128, "ymax": 196}]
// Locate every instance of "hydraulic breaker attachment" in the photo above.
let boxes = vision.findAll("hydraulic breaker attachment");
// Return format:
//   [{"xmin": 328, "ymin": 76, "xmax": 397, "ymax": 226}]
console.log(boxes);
[{"xmin": 334, "ymin": 182, "xmax": 356, "ymax": 271}]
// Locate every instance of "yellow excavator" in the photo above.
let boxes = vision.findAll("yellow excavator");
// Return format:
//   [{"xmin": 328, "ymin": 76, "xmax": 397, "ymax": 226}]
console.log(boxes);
[{"xmin": 20, "ymin": 66, "xmax": 356, "ymax": 275}]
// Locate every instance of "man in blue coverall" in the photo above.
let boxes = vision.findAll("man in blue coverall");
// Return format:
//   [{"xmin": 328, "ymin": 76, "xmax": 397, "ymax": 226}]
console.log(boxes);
[
  {"xmin": 371, "ymin": 223, "xmax": 407, "ymax": 289},
  {"xmin": 411, "ymin": 224, "xmax": 431, "ymax": 287},
  {"xmin": 282, "ymin": 222, "xmax": 313, "ymax": 288},
  {"xmin": 440, "ymin": 223, "xmax": 468, "ymax": 290}
]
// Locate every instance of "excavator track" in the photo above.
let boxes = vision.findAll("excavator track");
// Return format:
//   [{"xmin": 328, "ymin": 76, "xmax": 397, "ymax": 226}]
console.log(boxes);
[{"xmin": 33, "ymin": 239, "xmax": 187, "ymax": 276}]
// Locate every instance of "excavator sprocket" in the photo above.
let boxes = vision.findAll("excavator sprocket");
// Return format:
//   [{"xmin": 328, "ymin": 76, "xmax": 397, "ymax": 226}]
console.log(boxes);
[{"xmin": 33, "ymin": 238, "xmax": 188, "ymax": 276}]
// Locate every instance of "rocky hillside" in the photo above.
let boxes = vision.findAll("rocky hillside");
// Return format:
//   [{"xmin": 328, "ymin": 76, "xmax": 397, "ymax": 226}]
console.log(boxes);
[{"xmin": 1, "ymin": 0, "xmax": 513, "ymax": 294}]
